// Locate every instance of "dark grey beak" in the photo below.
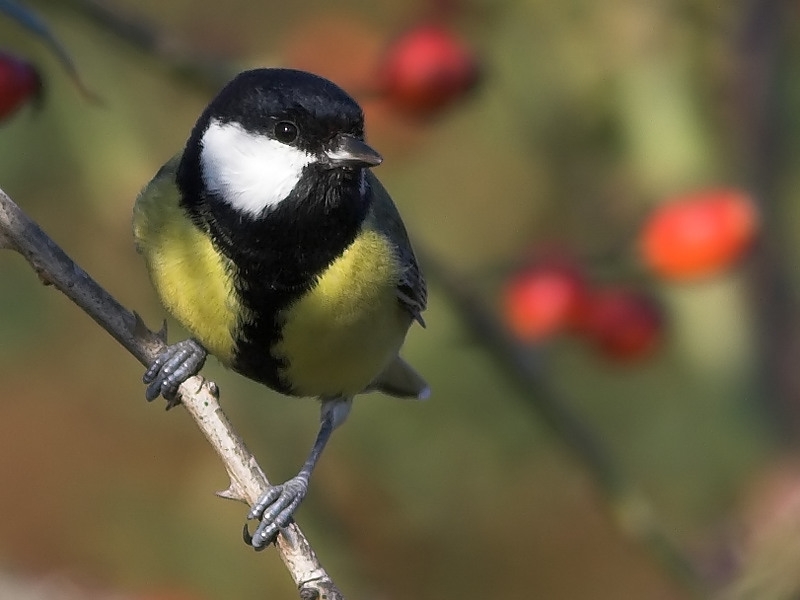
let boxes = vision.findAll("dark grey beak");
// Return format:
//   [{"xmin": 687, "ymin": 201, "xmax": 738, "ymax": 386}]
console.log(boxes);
[{"xmin": 323, "ymin": 133, "xmax": 383, "ymax": 168}]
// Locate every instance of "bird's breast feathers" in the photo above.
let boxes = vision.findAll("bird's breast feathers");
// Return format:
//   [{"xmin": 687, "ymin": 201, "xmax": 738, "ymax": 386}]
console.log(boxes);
[
  {"xmin": 274, "ymin": 228, "xmax": 412, "ymax": 397},
  {"xmin": 133, "ymin": 169, "xmax": 246, "ymax": 365}
]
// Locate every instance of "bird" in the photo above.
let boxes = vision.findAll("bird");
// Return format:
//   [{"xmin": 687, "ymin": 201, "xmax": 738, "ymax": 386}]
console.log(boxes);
[{"xmin": 132, "ymin": 68, "xmax": 428, "ymax": 549}]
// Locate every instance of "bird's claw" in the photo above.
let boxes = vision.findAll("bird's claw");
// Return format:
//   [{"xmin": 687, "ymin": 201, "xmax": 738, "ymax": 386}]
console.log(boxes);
[
  {"xmin": 143, "ymin": 339, "xmax": 207, "ymax": 405},
  {"xmin": 245, "ymin": 476, "xmax": 309, "ymax": 549}
]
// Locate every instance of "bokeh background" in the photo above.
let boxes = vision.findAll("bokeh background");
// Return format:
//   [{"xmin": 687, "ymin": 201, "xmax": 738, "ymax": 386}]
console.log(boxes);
[{"xmin": 2, "ymin": 0, "xmax": 800, "ymax": 598}]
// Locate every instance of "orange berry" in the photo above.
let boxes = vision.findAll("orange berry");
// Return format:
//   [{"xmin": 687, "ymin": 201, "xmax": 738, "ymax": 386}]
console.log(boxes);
[{"xmin": 640, "ymin": 188, "xmax": 758, "ymax": 280}]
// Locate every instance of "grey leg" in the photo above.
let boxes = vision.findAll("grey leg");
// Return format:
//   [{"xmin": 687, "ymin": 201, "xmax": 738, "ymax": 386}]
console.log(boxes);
[{"xmin": 245, "ymin": 397, "xmax": 352, "ymax": 549}]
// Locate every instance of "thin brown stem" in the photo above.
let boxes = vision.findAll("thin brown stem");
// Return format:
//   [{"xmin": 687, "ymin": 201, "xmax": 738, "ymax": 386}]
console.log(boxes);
[
  {"xmin": 419, "ymin": 248, "xmax": 708, "ymax": 598},
  {"xmin": 0, "ymin": 187, "xmax": 344, "ymax": 600}
]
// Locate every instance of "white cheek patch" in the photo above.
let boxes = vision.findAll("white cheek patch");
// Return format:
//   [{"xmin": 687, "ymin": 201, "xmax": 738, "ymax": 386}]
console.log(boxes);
[{"xmin": 200, "ymin": 119, "xmax": 315, "ymax": 216}]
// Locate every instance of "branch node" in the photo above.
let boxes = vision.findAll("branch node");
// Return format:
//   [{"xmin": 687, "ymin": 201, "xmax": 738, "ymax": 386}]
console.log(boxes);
[
  {"xmin": 299, "ymin": 579, "xmax": 343, "ymax": 600},
  {"xmin": 217, "ymin": 482, "xmax": 246, "ymax": 502},
  {"xmin": 299, "ymin": 588, "xmax": 320, "ymax": 600},
  {"xmin": 35, "ymin": 269, "xmax": 55, "ymax": 286},
  {"xmin": 157, "ymin": 318, "xmax": 168, "ymax": 342},
  {"xmin": 132, "ymin": 311, "xmax": 152, "ymax": 338}
]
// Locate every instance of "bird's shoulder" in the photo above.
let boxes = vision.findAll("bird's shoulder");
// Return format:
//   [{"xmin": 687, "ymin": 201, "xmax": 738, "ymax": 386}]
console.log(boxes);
[
  {"xmin": 134, "ymin": 154, "xmax": 182, "ymax": 215},
  {"xmin": 363, "ymin": 171, "xmax": 427, "ymax": 326}
]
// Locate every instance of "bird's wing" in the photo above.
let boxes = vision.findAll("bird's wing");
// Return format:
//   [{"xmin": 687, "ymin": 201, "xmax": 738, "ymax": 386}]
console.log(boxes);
[
  {"xmin": 365, "ymin": 170, "xmax": 427, "ymax": 327},
  {"xmin": 132, "ymin": 153, "xmax": 183, "ymax": 255}
]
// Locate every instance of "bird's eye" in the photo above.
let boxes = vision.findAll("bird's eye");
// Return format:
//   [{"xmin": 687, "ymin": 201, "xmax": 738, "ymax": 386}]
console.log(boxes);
[{"xmin": 274, "ymin": 121, "xmax": 298, "ymax": 144}]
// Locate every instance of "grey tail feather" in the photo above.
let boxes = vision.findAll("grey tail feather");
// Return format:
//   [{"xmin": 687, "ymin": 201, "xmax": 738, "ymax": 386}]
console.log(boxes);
[{"xmin": 369, "ymin": 356, "xmax": 430, "ymax": 400}]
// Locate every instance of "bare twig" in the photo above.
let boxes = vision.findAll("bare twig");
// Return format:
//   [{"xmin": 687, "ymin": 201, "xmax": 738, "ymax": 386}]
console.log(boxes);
[
  {"xmin": 0, "ymin": 187, "xmax": 344, "ymax": 600},
  {"xmin": 735, "ymin": 0, "xmax": 799, "ymax": 437}
]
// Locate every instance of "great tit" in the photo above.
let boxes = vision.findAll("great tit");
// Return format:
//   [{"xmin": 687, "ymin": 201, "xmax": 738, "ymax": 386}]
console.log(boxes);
[{"xmin": 132, "ymin": 68, "xmax": 428, "ymax": 549}]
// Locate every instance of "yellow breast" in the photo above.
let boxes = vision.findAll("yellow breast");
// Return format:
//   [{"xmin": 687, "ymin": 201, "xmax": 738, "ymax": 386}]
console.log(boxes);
[
  {"xmin": 274, "ymin": 229, "xmax": 412, "ymax": 397},
  {"xmin": 133, "ymin": 162, "xmax": 244, "ymax": 365}
]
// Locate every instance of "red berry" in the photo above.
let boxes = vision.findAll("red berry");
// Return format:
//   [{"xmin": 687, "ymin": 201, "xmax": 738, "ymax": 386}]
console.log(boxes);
[
  {"xmin": 503, "ymin": 260, "xmax": 589, "ymax": 342},
  {"xmin": 580, "ymin": 287, "xmax": 662, "ymax": 361},
  {"xmin": 639, "ymin": 188, "xmax": 758, "ymax": 281},
  {"xmin": 0, "ymin": 51, "xmax": 41, "ymax": 122},
  {"xmin": 377, "ymin": 25, "xmax": 479, "ymax": 117}
]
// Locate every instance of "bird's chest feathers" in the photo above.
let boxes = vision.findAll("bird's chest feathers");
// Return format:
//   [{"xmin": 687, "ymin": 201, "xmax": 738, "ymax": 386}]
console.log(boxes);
[
  {"xmin": 133, "ymin": 183, "xmax": 243, "ymax": 366},
  {"xmin": 274, "ymin": 229, "xmax": 409, "ymax": 396}
]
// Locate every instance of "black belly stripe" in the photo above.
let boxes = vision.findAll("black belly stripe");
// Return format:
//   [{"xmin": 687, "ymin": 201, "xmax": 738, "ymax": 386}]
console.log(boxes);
[{"xmin": 232, "ymin": 284, "xmax": 302, "ymax": 394}]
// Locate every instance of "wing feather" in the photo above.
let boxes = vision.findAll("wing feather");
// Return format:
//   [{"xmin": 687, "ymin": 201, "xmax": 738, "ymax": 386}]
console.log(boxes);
[{"xmin": 364, "ymin": 171, "xmax": 427, "ymax": 327}]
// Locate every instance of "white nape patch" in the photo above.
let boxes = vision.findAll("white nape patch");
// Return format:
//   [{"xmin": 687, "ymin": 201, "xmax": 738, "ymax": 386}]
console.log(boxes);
[{"xmin": 200, "ymin": 119, "xmax": 315, "ymax": 216}]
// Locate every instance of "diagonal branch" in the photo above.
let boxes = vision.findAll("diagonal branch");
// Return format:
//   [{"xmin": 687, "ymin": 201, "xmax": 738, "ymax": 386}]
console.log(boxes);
[
  {"xmin": 418, "ymin": 250, "xmax": 708, "ymax": 598},
  {"xmin": 0, "ymin": 187, "xmax": 344, "ymax": 600}
]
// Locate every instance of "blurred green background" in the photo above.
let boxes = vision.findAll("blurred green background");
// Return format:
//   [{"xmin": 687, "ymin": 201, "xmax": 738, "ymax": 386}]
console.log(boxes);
[{"xmin": 2, "ymin": 1, "xmax": 800, "ymax": 598}]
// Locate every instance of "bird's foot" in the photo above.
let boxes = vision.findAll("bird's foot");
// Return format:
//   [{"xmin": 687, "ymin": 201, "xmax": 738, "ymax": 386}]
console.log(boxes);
[
  {"xmin": 143, "ymin": 339, "xmax": 207, "ymax": 406},
  {"xmin": 243, "ymin": 476, "xmax": 309, "ymax": 550}
]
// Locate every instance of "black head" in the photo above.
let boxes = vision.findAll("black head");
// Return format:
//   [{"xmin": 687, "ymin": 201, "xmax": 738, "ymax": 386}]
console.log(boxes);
[
  {"xmin": 177, "ymin": 68, "xmax": 381, "ymax": 220},
  {"xmin": 175, "ymin": 68, "xmax": 382, "ymax": 289},
  {"xmin": 209, "ymin": 68, "xmax": 367, "ymax": 154}
]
